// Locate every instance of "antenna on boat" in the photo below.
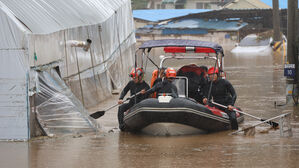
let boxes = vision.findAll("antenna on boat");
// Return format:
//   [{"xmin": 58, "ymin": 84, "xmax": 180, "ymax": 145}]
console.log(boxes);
[{"xmin": 144, "ymin": 48, "xmax": 159, "ymax": 69}]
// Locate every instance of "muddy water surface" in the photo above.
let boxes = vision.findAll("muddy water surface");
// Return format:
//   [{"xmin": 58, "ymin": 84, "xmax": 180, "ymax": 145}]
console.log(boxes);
[{"xmin": 1, "ymin": 49, "xmax": 299, "ymax": 168}]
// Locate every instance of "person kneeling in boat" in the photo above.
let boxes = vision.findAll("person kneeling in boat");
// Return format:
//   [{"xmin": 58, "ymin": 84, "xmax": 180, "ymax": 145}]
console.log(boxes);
[
  {"xmin": 148, "ymin": 67, "xmax": 178, "ymax": 98},
  {"xmin": 202, "ymin": 67, "xmax": 238, "ymax": 130},
  {"xmin": 118, "ymin": 68, "xmax": 150, "ymax": 131}
]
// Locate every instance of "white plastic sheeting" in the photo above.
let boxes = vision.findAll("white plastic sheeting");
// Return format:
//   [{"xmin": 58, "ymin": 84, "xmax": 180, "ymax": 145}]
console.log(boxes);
[
  {"xmin": 0, "ymin": 5, "xmax": 30, "ymax": 140},
  {"xmin": 24, "ymin": 0, "xmax": 136, "ymax": 108},
  {"xmin": 35, "ymin": 70, "xmax": 98, "ymax": 136},
  {"xmin": 0, "ymin": 50, "xmax": 29, "ymax": 140},
  {"xmin": 0, "ymin": 53, "xmax": 29, "ymax": 140},
  {"xmin": 0, "ymin": 0, "xmax": 127, "ymax": 34},
  {"xmin": 0, "ymin": 2, "xmax": 30, "ymax": 49},
  {"xmin": 0, "ymin": 0, "xmax": 135, "ymax": 140}
]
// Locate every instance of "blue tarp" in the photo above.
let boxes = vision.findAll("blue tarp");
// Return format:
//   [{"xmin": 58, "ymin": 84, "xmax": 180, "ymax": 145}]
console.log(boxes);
[{"xmin": 133, "ymin": 9, "xmax": 211, "ymax": 22}]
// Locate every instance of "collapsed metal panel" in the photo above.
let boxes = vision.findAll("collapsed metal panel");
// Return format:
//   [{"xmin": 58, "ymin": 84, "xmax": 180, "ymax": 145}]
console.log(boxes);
[{"xmin": 35, "ymin": 69, "xmax": 99, "ymax": 136}]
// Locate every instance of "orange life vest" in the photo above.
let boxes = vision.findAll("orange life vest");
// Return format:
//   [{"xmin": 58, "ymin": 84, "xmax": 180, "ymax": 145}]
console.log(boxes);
[
  {"xmin": 150, "ymin": 70, "xmax": 159, "ymax": 98},
  {"xmin": 151, "ymin": 69, "xmax": 159, "ymax": 88}
]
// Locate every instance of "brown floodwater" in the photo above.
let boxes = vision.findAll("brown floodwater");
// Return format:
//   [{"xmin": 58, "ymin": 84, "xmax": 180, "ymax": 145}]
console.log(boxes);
[{"xmin": 1, "ymin": 48, "xmax": 299, "ymax": 168}]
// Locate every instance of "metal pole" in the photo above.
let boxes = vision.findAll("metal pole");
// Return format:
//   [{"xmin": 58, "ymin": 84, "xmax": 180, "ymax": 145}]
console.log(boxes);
[
  {"xmin": 287, "ymin": 0, "xmax": 299, "ymax": 104},
  {"xmin": 272, "ymin": 0, "xmax": 281, "ymax": 41},
  {"xmin": 287, "ymin": 0, "xmax": 297, "ymax": 65},
  {"xmin": 75, "ymin": 48, "xmax": 85, "ymax": 107},
  {"xmin": 295, "ymin": 1, "xmax": 299, "ymax": 98}
]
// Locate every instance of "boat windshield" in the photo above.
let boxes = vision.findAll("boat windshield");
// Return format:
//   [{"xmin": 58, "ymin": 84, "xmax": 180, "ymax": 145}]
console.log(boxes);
[
  {"xmin": 239, "ymin": 36, "xmax": 270, "ymax": 47},
  {"xmin": 172, "ymin": 77, "xmax": 188, "ymax": 98}
]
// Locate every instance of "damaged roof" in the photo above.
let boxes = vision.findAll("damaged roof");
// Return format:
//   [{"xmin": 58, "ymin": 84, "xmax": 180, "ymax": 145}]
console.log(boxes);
[
  {"xmin": 141, "ymin": 18, "xmax": 247, "ymax": 32},
  {"xmin": 162, "ymin": 18, "xmax": 247, "ymax": 31},
  {"xmin": 133, "ymin": 9, "xmax": 211, "ymax": 22}
]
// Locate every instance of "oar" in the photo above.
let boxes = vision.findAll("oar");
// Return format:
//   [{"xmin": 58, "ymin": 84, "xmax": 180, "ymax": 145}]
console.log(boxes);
[
  {"xmin": 231, "ymin": 112, "xmax": 291, "ymax": 135},
  {"xmin": 90, "ymin": 91, "xmax": 142, "ymax": 119},
  {"xmin": 211, "ymin": 101, "xmax": 279, "ymax": 128}
]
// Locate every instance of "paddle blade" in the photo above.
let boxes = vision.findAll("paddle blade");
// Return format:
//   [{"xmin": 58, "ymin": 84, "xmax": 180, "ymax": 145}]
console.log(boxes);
[
  {"xmin": 268, "ymin": 121, "xmax": 279, "ymax": 128},
  {"xmin": 90, "ymin": 111, "xmax": 105, "ymax": 119},
  {"xmin": 261, "ymin": 119, "xmax": 279, "ymax": 128}
]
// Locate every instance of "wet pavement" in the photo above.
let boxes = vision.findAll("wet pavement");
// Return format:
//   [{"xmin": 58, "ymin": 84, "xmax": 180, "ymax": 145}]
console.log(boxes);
[{"xmin": 1, "ymin": 48, "xmax": 299, "ymax": 168}]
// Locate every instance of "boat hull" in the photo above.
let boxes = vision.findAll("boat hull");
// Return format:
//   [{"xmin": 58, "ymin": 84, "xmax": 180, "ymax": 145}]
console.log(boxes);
[{"xmin": 123, "ymin": 98, "xmax": 244, "ymax": 134}]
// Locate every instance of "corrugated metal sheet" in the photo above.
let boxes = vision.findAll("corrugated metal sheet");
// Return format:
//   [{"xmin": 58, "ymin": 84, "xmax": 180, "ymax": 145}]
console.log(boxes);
[
  {"xmin": 0, "ymin": 0, "xmax": 127, "ymax": 34},
  {"xmin": 161, "ymin": 18, "xmax": 248, "ymax": 31},
  {"xmin": 133, "ymin": 9, "xmax": 211, "ymax": 22}
]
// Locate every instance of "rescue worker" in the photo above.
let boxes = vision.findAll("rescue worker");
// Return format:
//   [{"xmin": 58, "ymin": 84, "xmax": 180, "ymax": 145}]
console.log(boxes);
[
  {"xmin": 202, "ymin": 67, "xmax": 238, "ymax": 130},
  {"xmin": 117, "ymin": 67, "xmax": 150, "ymax": 131},
  {"xmin": 150, "ymin": 67, "xmax": 166, "ymax": 98},
  {"xmin": 151, "ymin": 67, "xmax": 166, "ymax": 88},
  {"xmin": 194, "ymin": 65, "xmax": 209, "ymax": 104},
  {"xmin": 148, "ymin": 67, "xmax": 178, "ymax": 98}
]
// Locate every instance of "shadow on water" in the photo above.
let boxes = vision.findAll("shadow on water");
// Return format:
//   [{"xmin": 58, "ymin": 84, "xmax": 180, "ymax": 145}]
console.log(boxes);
[{"xmin": 1, "ymin": 48, "xmax": 299, "ymax": 168}]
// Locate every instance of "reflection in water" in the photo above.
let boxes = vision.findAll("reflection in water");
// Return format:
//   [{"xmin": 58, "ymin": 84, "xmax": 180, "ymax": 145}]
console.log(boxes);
[{"xmin": 1, "ymin": 49, "xmax": 299, "ymax": 168}]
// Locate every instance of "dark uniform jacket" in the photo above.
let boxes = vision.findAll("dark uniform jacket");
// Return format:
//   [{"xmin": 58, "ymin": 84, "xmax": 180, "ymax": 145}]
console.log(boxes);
[
  {"xmin": 194, "ymin": 73, "xmax": 209, "ymax": 103},
  {"xmin": 149, "ymin": 79, "xmax": 178, "ymax": 98},
  {"xmin": 119, "ymin": 80, "xmax": 150, "ymax": 104},
  {"xmin": 207, "ymin": 79, "xmax": 236, "ymax": 106}
]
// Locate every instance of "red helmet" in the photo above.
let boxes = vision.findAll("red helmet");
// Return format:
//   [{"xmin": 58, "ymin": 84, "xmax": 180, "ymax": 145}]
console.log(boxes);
[
  {"xmin": 165, "ymin": 67, "xmax": 176, "ymax": 78},
  {"xmin": 129, "ymin": 68, "xmax": 143, "ymax": 78},
  {"xmin": 208, "ymin": 67, "xmax": 219, "ymax": 75}
]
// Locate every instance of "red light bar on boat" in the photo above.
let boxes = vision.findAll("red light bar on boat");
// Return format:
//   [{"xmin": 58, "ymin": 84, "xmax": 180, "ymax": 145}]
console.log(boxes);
[
  {"xmin": 164, "ymin": 47, "xmax": 216, "ymax": 53},
  {"xmin": 195, "ymin": 47, "xmax": 216, "ymax": 53}
]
